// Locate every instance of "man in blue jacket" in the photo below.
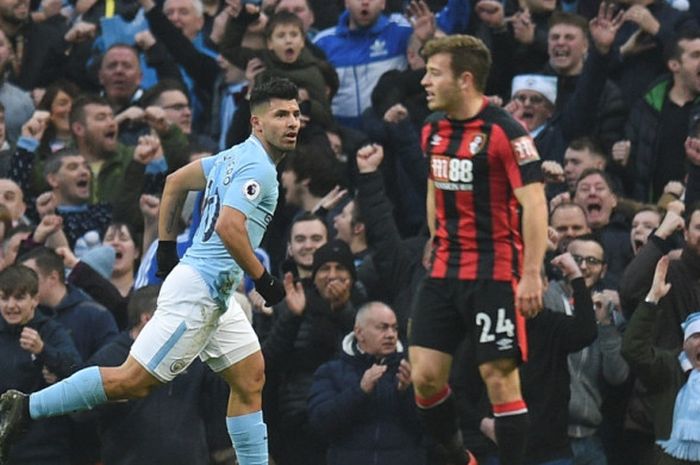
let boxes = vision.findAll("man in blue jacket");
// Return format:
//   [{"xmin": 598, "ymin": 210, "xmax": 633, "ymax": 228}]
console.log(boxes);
[{"xmin": 308, "ymin": 301, "xmax": 425, "ymax": 465}]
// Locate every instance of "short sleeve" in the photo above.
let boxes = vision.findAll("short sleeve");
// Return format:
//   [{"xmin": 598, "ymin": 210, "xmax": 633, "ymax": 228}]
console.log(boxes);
[
  {"xmin": 493, "ymin": 111, "xmax": 543, "ymax": 188},
  {"xmin": 222, "ymin": 160, "xmax": 276, "ymax": 218}
]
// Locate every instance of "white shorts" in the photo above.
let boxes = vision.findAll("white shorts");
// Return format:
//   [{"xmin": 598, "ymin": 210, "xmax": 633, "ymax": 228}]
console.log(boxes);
[{"xmin": 130, "ymin": 264, "xmax": 260, "ymax": 382}]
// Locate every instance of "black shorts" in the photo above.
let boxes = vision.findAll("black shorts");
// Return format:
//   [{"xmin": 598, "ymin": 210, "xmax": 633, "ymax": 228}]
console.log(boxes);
[{"xmin": 408, "ymin": 278, "xmax": 527, "ymax": 364}]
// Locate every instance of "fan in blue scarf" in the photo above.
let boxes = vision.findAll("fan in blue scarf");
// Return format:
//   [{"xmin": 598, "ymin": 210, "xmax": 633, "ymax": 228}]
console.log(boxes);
[{"xmin": 657, "ymin": 312, "xmax": 700, "ymax": 461}]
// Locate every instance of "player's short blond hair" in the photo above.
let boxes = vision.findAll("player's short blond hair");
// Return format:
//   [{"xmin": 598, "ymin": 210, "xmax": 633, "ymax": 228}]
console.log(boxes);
[{"xmin": 422, "ymin": 35, "xmax": 492, "ymax": 92}]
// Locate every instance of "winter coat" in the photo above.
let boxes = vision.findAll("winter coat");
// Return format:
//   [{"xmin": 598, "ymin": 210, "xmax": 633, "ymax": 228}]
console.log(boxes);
[{"xmin": 308, "ymin": 333, "xmax": 426, "ymax": 465}]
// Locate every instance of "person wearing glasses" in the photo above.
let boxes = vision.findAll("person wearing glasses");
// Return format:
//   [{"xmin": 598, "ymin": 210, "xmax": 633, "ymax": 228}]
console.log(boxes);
[{"xmin": 543, "ymin": 234, "xmax": 629, "ymax": 465}]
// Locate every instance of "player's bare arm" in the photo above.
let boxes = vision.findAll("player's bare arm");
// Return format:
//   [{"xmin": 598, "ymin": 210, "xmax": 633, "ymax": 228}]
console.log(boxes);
[
  {"xmin": 158, "ymin": 160, "xmax": 207, "ymax": 241},
  {"xmin": 216, "ymin": 207, "xmax": 266, "ymax": 280},
  {"xmin": 514, "ymin": 182, "xmax": 548, "ymax": 317}
]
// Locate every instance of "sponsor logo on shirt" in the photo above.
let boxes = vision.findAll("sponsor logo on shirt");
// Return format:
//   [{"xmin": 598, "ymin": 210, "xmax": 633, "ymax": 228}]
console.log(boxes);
[
  {"xmin": 431, "ymin": 155, "xmax": 473, "ymax": 191},
  {"xmin": 511, "ymin": 136, "xmax": 540, "ymax": 166}
]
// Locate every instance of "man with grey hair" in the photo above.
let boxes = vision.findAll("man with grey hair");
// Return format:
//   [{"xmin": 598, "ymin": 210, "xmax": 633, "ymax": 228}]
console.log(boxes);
[{"xmin": 308, "ymin": 301, "xmax": 425, "ymax": 465}]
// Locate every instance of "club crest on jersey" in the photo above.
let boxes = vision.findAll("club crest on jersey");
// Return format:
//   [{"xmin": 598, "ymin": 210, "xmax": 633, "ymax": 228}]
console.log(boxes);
[
  {"xmin": 244, "ymin": 180, "xmax": 261, "ymax": 200},
  {"xmin": 469, "ymin": 133, "xmax": 487, "ymax": 155},
  {"xmin": 511, "ymin": 136, "xmax": 540, "ymax": 165},
  {"xmin": 430, "ymin": 134, "xmax": 442, "ymax": 146}
]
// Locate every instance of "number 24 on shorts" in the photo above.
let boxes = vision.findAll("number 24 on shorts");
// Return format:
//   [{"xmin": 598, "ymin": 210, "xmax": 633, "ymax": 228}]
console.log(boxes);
[{"xmin": 475, "ymin": 309, "xmax": 514, "ymax": 343}]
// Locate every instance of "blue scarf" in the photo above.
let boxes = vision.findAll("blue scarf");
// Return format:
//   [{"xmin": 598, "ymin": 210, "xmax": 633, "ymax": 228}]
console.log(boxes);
[{"xmin": 656, "ymin": 353, "xmax": 700, "ymax": 461}]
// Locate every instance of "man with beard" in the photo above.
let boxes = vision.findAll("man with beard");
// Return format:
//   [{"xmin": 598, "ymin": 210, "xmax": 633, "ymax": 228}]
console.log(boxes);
[{"xmin": 11, "ymin": 95, "xmax": 189, "ymax": 229}]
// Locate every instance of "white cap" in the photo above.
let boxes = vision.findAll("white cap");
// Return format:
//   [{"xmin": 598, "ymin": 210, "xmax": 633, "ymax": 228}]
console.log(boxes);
[
  {"xmin": 511, "ymin": 74, "xmax": 558, "ymax": 105},
  {"xmin": 682, "ymin": 312, "xmax": 700, "ymax": 342}
]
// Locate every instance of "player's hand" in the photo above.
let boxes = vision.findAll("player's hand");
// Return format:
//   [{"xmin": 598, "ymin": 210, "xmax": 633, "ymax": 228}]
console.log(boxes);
[
  {"xmin": 254, "ymin": 269, "xmax": 285, "ymax": 306},
  {"xmin": 156, "ymin": 240, "xmax": 179, "ymax": 279},
  {"xmin": 516, "ymin": 271, "xmax": 543, "ymax": 318}
]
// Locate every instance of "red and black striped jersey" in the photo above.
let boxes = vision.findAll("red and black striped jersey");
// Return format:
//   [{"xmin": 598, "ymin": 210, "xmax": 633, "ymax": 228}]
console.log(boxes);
[{"xmin": 422, "ymin": 98, "xmax": 543, "ymax": 281}]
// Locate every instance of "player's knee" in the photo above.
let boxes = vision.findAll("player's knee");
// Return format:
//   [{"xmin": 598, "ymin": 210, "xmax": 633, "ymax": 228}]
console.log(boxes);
[
  {"xmin": 479, "ymin": 359, "xmax": 519, "ymax": 402},
  {"xmin": 230, "ymin": 364, "xmax": 265, "ymax": 397},
  {"xmin": 411, "ymin": 368, "xmax": 447, "ymax": 398}
]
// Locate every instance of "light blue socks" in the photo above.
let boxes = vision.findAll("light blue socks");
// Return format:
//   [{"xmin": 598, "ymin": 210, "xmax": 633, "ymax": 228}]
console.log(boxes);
[
  {"xmin": 29, "ymin": 366, "xmax": 108, "ymax": 419},
  {"xmin": 226, "ymin": 411, "xmax": 268, "ymax": 465}
]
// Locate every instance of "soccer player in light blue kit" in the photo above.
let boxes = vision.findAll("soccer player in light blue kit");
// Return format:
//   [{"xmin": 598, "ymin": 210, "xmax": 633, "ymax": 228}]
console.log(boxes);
[{"xmin": 0, "ymin": 77, "xmax": 301, "ymax": 465}]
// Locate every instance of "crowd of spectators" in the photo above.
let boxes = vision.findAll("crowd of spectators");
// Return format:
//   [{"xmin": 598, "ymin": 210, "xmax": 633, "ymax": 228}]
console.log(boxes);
[{"xmin": 1, "ymin": 0, "xmax": 700, "ymax": 464}]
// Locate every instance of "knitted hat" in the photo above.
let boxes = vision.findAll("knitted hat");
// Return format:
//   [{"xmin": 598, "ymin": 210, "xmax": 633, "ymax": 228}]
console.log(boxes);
[
  {"xmin": 511, "ymin": 74, "xmax": 558, "ymax": 105},
  {"xmin": 682, "ymin": 312, "xmax": 700, "ymax": 342},
  {"xmin": 311, "ymin": 240, "xmax": 356, "ymax": 281},
  {"xmin": 81, "ymin": 246, "xmax": 116, "ymax": 280}
]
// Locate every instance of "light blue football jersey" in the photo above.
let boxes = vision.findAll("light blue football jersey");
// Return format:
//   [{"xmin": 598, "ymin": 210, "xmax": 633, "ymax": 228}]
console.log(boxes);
[{"xmin": 181, "ymin": 135, "xmax": 279, "ymax": 309}]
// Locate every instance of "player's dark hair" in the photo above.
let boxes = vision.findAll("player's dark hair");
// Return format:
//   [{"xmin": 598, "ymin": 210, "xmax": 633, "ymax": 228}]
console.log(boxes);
[
  {"xmin": 249, "ymin": 76, "xmax": 298, "ymax": 111},
  {"xmin": 421, "ymin": 34, "xmax": 492, "ymax": 92}
]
